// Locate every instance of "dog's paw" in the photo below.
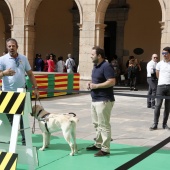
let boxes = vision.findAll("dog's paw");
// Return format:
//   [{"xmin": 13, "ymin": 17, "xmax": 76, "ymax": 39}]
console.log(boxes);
[
  {"xmin": 39, "ymin": 147, "xmax": 45, "ymax": 151},
  {"xmin": 69, "ymin": 152, "xmax": 74, "ymax": 156},
  {"xmin": 74, "ymin": 150, "xmax": 78, "ymax": 154}
]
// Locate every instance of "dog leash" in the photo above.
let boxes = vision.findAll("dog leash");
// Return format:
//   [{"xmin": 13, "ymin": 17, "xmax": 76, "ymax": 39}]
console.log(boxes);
[
  {"xmin": 32, "ymin": 99, "xmax": 37, "ymax": 134},
  {"xmin": 38, "ymin": 98, "xmax": 43, "ymax": 108},
  {"xmin": 32, "ymin": 97, "xmax": 44, "ymax": 134}
]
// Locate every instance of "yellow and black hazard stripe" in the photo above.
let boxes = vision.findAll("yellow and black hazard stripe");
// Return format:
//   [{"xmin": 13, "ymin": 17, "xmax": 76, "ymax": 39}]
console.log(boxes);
[
  {"xmin": 0, "ymin": 91, "xmax": 26, "ymax": 115},
  {"xmin": 0, "ymin": 152, "xmax": 18, "ymax": 170}
]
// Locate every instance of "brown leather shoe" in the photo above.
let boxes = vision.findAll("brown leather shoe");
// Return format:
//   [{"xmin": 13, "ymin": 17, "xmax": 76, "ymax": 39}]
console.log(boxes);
[
  {"xmin": 94, "ymin": 150, "xmax": 110, "ymax": 157},
  {"xmin": 86, "ymin": 145, "xmax": 100, "ymax": 151}
]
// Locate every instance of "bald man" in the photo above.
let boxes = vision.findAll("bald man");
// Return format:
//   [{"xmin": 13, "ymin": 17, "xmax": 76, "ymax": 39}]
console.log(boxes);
[{"xmin": 146, "ymin": 54, "xmax": 158, "ymax": 109}]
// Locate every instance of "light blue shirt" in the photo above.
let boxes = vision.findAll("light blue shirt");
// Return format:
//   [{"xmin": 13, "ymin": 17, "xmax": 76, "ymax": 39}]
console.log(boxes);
[{"xmin": 0, "ymin": 53, "xmax": 31, "ymax": 91}]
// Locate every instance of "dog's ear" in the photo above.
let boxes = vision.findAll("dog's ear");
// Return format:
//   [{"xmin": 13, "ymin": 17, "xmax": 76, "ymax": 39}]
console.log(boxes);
[{"xmin": 69, "ymin": 112, "xmax": 76, "ymax": 117}]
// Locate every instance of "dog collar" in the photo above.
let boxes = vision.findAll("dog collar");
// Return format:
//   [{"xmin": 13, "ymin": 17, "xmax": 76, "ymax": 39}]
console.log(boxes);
[
  {"xmin": 41, "ymin": 113, "xmax": 50, "ymax": 119},
  {"xmin": 37, "ymin": 109, "xmax": 44, "ymax": 118}
]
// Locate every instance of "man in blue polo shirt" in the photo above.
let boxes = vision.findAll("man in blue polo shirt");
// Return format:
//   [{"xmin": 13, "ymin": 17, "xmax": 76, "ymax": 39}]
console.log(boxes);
[
  {"xmin": 0, "ymin": 38, "xmax": 39, "ymax": 145},
  {"xmin": 86, "ymin": 46, "xmax": 115, "ymax": 157}
]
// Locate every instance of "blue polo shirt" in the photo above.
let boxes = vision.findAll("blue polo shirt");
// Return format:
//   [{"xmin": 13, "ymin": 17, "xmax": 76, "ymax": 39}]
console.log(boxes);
[
  {"xmin": 0, "ymin": 53, "xmax": 31, "ymax": 91},
  {"xmin": 91, "ymin": 60, "xmax": 115, "ymax": 102}
]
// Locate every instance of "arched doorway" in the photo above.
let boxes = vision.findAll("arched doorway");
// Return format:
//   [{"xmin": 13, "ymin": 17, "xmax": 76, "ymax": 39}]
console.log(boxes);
[
  {"xmin": 104, "ymin": 1, "xmax": 129, "ymax": 62},
  {"xmin": 25, "ymin": 0, "xmax": 81, "ymax": 67},
  {"xmin": 123, "ymin": 0, "xmax": 162, "ymax": 84},
  {"xmin": 97, "ymin": 0, "xmax": 161, "ymax": 84}
]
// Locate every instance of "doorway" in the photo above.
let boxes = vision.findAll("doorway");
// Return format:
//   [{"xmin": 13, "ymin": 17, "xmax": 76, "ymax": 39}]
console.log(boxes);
[{"xmin": 104, "ymin": 21, "xmax": 117, "ymax": 62}]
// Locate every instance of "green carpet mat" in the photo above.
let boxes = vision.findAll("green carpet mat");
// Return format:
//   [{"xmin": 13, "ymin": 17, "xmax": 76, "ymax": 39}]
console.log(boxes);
[{"xmin": 16, "ymin": 134, "xmax": 170, "ymax": 170}]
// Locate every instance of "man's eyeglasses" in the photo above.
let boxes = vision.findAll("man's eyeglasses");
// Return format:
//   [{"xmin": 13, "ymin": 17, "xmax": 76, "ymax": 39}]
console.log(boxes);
[
  {"xmin": 162, "ymin": 52, "xmax": 169, "ymax": 55},
  {"xmin": 154, "ymin": 57, "xmax": 158, "ymax": 59}
]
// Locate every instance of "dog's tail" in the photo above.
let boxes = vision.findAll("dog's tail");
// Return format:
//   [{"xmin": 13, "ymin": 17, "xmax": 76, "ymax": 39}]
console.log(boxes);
[{"xmin": 68, "ymin": 112, "xmax": 79, "ymax": 123}]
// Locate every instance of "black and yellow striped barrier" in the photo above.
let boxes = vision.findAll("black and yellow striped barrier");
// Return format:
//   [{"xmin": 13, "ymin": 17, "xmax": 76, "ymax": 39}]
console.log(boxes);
[
  {"xmin": 0, "ymin": 152, "xmax": 18, "ymax": 170},
  {"xmin": 0, "ymin": 91, "xmax": 26, "ymax": 115}
]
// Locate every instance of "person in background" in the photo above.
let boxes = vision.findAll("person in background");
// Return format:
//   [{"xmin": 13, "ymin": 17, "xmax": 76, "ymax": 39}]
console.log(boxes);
[
  {"xmin": 53, "ymin": 54, "xmax": 57, "ymax": 64},
  {"xmin": 146, "ymin": 54, "xmax": 158, "ymax": 109},
  {"xmin": 124, "ymin": 56, "xmax": 135, "ymax": 86},
  {"xmin": 86, "ymin": 46, "xmax": 115, "ymax": 157},
  {"xmin": 47, "ymin": 53, "xmax": 55, "ymax": 72},
  {"xmin": 126, "ymin": 56, "xmax": 135, "ymax": 68},
  {"xmin": 111, "ymin": 55, "xmax": 120, "ymax": 85},
  {"xmin": 35, "ymin": 53, "xmax": 44, "ymax": 71},
  {"xmin": 150, "ymin": 47, "xmax": 170, "ymax": 130},
  {"xmin": 127, "ymin": 59, "xmax": 139, "ymax": 91},
  {"xmin": 0, "ymin": 38, "xmax": 39, "ymax": 145},
  {"xmin": 56, "ymin": 56, "xmax": 66, "ymax": 72},
  {"xmin": 134, "ymin": 58, "xmax": 142, "ymax": 84},
  {"xmin": 43, "ymin": 54, "xmax": 49, "ymax": 72},
  {"xmin": 65, "ymin": 54, "xmax": 76, "ymax": 73},
  {"xmin": 135, "ymin": 58, "xmax": 141, "ymax": 71}
]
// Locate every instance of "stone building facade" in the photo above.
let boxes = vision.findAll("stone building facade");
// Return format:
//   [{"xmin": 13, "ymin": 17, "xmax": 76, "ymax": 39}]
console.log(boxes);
[{"xmin": 0, "ymin": 0, "xmax": 168, "ymax": 88}]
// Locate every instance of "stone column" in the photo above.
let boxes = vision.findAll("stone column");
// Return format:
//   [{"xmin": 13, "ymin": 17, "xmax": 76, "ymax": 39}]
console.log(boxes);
[
  {"xmin": 24, "ymin": 25, "xmax": 35, "ymax": 68},
  {"xmin": 159, "ymin": 1, "xmax": 170, "ymax": 58},
  {"xmin": 78, "ymin": 9, "xmax": 96, "ymax": 89},
  {"xmin": 10, "ymin": 0, "xmax": 25, "ymax": 55},
  {"xmin": 95, "ymin": 23, "xmax": 107, "ymax": 48},
  {"xmin": 73, "ymin": 0, "xmax": 97, "ymax": 89},
  {"xmin": 159, "ymin": 21, "xmax": 165, "ymax": 56}
]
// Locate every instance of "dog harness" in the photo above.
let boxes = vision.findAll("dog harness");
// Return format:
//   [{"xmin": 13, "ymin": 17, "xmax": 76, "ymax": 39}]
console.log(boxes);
[
  {"xmin": 37, "ymin": 109, "xmax": 44, "ymax": 118},
  {"xmin": 41, "ymin": 113, "xmax": 50, "ymax": 133},
  {"xmin": 37, "ymin": 110, "xmax": 50, "ymax": 133}
]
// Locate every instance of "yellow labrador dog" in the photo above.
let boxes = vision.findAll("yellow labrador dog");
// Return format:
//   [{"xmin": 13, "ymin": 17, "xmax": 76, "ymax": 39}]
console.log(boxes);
[{"xmin": 32, "ymin": 105, "xmax": 79, "ymax": 156}]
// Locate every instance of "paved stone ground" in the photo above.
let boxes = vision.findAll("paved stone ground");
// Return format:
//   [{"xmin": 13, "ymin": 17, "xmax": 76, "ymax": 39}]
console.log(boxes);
[{"xmin": 29, "ymin": 86, "xmax": 170, "ymax": 150}]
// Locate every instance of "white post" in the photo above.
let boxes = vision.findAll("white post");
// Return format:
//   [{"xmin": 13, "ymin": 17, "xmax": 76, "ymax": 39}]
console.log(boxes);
[
  {"xmin": 8, "ymin": 115, "xmax": 21, "ymax": 153},
  {"xmin": 0, "ymin": 89, "xmax": 38, "ymax": 170},
  {"xmin": 17, "ymin": 88, "xmax": 37, "ymax": 170},
  {"xmin": 8, "ymin": 88, "xmax": 25, "ymax": 153}
]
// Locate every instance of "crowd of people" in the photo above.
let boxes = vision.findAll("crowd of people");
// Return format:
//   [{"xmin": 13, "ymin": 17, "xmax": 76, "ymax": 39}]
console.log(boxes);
[
  {"xmin": 34, "ymin": 53, "xmax": 77, "ymax": 73},
  {"xmin": 110, "ymin": 54, "xmax": 142, "ymax": 91},
  {"xmin": 1, "ymin": 39, "xmax": 170, "ymax": 157}
]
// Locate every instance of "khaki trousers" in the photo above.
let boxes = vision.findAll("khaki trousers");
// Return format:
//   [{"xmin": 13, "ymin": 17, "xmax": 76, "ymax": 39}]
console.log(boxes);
[{"xmin": 91, "ymin": 101, "xmax": 114, "ymax": 152}]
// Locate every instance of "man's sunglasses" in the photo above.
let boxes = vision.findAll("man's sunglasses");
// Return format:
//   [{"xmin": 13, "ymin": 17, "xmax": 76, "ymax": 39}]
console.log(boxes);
[{"xmin": 162, "ymin": 52, "xmax": 169, "ymax": 55}]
